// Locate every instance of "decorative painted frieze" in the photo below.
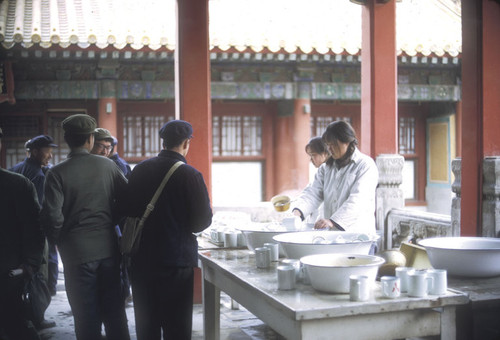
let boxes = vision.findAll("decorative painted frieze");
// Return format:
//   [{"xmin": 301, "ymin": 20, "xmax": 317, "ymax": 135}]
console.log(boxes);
[
  {"xmin": 13, "ymin": 80, "xmax": 461, "ymax": 102},
  {"xmin": 15, "ymin": 81, "xmax": 100, "ymax": 99}
]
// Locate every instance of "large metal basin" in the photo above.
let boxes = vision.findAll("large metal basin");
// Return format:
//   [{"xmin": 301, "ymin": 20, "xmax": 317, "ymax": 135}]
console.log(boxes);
[
  {"xmin": 238, "ymin": 223, "xmax": 307, "ymax": 256},
  {"xmin": 300, "ymin": 253, "xmax": 385, "ymax": 293},
  {"xmin": 418, "ymin": 237, "xmax": 500, "ymax": 277},
  {"xmin": 273, "ymin": 231, "xmax": 378, "ymax": 259}
]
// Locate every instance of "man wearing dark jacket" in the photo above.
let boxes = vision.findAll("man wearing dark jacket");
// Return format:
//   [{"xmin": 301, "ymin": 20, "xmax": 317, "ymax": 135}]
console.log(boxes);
[
  {"xmin": 118, "ymin": 120, "xmax": 212, "ymax": 340},
  {"xmin": 11, "ymin": 135, "xmax": 60, "ymax": 313},
  {"xmin": 0, "ymin": 127, "xmax": 45, "ymax": 340}
]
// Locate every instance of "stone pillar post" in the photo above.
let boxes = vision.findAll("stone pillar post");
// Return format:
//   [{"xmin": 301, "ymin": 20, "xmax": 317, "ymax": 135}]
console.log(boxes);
[
  {"xmin": 451, "ymin": 158, "xmax": 462, "ymax": 236},
  {"xmin": 376, "ymin": 154, "xmax": 405, "ymax": 250},
  {"xmin": 482, "ymin": 157, "xmax": 500, "ymax": 237}
]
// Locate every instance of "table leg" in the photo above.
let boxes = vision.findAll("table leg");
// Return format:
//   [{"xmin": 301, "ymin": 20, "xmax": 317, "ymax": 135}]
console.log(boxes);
[
  {"xmin": 440, "ymin": 306, "xmax": 457, "ymax": 340},
  {"xmin": 203, "ymin": 276, "xmax": 220, "ymax": 340}
]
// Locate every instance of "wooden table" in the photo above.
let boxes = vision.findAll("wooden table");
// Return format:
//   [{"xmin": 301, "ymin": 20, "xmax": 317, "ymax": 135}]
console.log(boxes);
[
  {"xmin": 448, "ymin": 276, "xmax": 500, "ymax": 340},
  {"xmin": 199, "ymin": 249, "xmax": 469, "ymax": 340}
]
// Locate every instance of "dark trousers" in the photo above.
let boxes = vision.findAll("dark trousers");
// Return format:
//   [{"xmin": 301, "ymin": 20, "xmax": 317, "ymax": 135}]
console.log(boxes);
[
  {"xmin": 47, "ymin": 242, "xmax": 58, "ymax": 294},
  {"xmin": 64, "ymin": 256, "xmax": 130, "ymax": 340},
  {"xmin": 131, "ymin": 265, "xmax": 194, "ymax": 340},
  {"xmin": 0, "ymin": 275, "xmax": 40, "ymax": 340}
]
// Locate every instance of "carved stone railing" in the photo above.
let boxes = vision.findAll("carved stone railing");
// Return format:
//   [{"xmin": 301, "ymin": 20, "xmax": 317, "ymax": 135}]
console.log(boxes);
[
  {"xmin": 386, "ymin": 208, "xmax": 456, "ymax": 249},
  {"xmin": 376, "ymin": 154, "xmax": 405, "ymax": 250},
  {"xmin": 483, "ymin": 156, "xmax": 500, "ymax": 237},
  {"xmin": 452, "ymin": 156, "xmax": 500, "ymax": 238}
]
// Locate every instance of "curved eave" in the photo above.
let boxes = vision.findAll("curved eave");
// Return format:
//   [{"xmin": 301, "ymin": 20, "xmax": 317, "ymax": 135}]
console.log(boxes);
[{"xmin": 0, "ymin": 0, "xmax": 462, "ymax": 58}]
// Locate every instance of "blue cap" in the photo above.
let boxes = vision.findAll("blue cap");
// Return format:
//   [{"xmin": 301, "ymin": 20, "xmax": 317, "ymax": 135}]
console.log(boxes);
[
  {"xmin": 26, "ymin": 135, "xmax": 58, "ymax": 150},
  {"xmin": 159, "ymin": 120, "xmax": 193, "ymax": 147}
]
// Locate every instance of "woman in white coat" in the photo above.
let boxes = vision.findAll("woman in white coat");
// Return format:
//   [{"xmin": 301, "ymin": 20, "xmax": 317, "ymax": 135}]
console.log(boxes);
[{"xmin": 292, "ymin": 121, "xmax": 379, "ymax": 234}]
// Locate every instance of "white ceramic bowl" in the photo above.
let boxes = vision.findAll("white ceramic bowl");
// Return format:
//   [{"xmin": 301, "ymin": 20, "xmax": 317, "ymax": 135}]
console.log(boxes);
[
  {"xmin": 273, "ymin": 231, "xmax": 378, "ymax": 259},
  {"xmin": 418, "ymin": 237, "xmax": 500, "ymax": 277},
  {"xmin": 300, "ymin": 253, "xmax": 385, "ymax": 293}
]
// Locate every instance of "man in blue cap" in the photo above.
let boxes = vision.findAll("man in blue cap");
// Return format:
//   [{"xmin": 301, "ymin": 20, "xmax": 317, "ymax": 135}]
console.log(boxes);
[
  {"xmin": 0, "ymin": 126, "xmax": 45, "ymax": 340},
  {"xmin": 40, "ymin": 114, "xmax": 130, "ymax": 340},
  {"xmin": 11, "ymin": 135, "xmax": 58, "ymax": 205},
  {"xmin": 118, "ymin": 119, "xmax": 212, "ymax": 340},
  {"xmin": 10, "ymin": 135, "xmax": 59, "ymax": 330}
]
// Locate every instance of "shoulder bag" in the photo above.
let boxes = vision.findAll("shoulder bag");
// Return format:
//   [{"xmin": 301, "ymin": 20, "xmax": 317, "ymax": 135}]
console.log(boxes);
[{"xmin": 120, "ymin": 161, "xmax": 183, "ymax": 256}]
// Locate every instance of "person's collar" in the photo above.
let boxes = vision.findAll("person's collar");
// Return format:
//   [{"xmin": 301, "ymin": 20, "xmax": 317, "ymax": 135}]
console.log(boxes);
[
  {"xmin": 26, "ymin": 156, "xmax": 42, "ymax": 167},
  {"xmin": 159, "ymin": 149, "xmax": 187, "ymax": 163},
  {"xmin": 68, "ymin": 147, "xmax": 90, "ymax": 157},
  {"xmin": 350, "ymin": 148, "xmax": 361, "ymax": 163}
]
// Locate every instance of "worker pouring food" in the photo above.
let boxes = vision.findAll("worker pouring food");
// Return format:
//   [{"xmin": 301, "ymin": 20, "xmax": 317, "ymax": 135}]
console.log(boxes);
[{"xmin": 291, "ymin": 120, "xmax": 378, "ymax": 234}]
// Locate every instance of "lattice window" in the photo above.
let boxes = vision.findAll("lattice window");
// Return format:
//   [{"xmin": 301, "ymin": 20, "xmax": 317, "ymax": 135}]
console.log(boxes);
[
  {"xmin": 310, "ymin": 116, "xmax": 352, "ymax": 137},
  {"xmin": 399, "ymin": 117, "xmax": 416, "ymax": 154},
  {"xmin": 3, "ymin": 141, "xmax": 27, "ymax": 169},
  {"xmin": 0, "ymin": 115, "xmax": 41, "ymax": 168},
  {"xmin": 47, "ymin": 116, "xmax": 72, "ymax": 165},
  {"xmin": 0, "ymin": 116, "xmax": 40, "ymax": 137},
  {"xmin": 212, "ymin": 115, "xmax": 262, "ymax": 157},
  {"xmin": 122, "ymin": 114, "xmax": 171, "ymax": 158}
]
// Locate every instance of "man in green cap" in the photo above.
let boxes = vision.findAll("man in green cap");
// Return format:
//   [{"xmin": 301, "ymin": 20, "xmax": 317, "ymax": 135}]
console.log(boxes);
[
  {"xmin": 40, "ymin": 114, "xmax": 130, "ymax": 340},
  {"xmin": 91, "ymin": 128, "xmax": 114, "ymax": 157}
]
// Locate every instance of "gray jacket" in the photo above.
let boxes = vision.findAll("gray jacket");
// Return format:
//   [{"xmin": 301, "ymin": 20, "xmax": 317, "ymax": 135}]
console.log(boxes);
[{"xmin": 41, "ymin": 148, "xmax": 127, "ymax": 266}]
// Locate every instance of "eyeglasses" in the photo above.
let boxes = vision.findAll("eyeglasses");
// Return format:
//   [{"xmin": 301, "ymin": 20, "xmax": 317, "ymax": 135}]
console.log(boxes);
[{"xmin": 95, "ymin": 143, "xmax": 113, "ymax": 151}]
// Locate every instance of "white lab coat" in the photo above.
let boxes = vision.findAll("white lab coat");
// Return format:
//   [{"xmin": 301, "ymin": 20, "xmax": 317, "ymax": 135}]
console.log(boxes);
[{"xmin": 292, "ymin": 148, "xmax": 379, "ymax": 233}]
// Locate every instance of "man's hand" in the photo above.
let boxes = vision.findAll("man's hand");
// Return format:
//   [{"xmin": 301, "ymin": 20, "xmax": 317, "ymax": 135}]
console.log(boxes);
[
  {"xmin": 20, "ymin": 263, "xmax": 35, "ymax": 279},
  {"xmin": 314, "ymin": 218, "xmax": 334, "ymax": 230}
]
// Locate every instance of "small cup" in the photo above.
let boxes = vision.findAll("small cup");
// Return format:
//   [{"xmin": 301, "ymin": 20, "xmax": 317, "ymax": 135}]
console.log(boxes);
[
  {"xmin": 277, "ymin": 265, "xmax": 296, "ymax": 290},
  {"xmin": 381, "ymin": 276, "xmax": 401, "ymax": 298},
  {"xmin": 349, "ymin": 275, "xmax": 370, "ymax": 302},
  {"xmin": 210, "ymin": 229, "xmax": 218, "ymax": 242},
  {"xmin": 299, "ymin": 263, "xmax": 311, "ymax": 285},
  {"xmin": 427, "ymin": 269, "xmax": 447, "ymax": 295},
  {"xmin": 255, "ymin": 247, "xmax": 271, "ymax": 268},
  {"xmin": 263, "ymin": 242, "xmax": 279, "ymax": 262},
  {"xmin": 224, "ymin": 232, "xmax": 237, "ymax": 248},
  {"xmin": 217, "ymin": 230, "xmax": 225, "ymax": 243},
  {"xmin": 236, "ymin": 231, "xmax": 246, "ymax": 247},
  {"xmin": 395, "ymin": 266, "xmax": 413, "ymax": 293},
  {"xmin": 407, "ymin": 269, "xmax": 433, "ymax": 298},
  {"xmin": 281, "ymin": 259, "xmax": 301, "ymax": 282}
]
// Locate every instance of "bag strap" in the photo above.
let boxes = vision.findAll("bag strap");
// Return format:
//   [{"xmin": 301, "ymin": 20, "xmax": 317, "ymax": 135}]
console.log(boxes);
[{"xmin": 141, "ymin": 161, "xmax": 183, "ymax": 220}]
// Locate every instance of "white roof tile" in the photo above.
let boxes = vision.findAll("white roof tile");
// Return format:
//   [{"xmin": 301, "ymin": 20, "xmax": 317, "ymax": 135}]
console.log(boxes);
[{"xmin": 0, "ymin": 0, "xmax": 461, "ymax": 57}]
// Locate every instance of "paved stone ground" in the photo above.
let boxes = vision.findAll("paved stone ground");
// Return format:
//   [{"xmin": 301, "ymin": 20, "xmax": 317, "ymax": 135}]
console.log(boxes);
[{"xmin": 38, "ymin": 273, "xmax": 283, "ymax": 340}]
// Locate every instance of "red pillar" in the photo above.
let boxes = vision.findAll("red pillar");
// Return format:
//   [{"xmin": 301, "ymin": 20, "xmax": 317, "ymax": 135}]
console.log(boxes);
[
  {"xmin": 175, "ymin": 0, "xmax": 211, "ymax": 305},
  {"xmin": 461, "ymin": 0, "xmax": 483, "ymax": 236},
  {"xmin": 97, "ymin": 98, "xmax": 117, "ymax": 137},
  {"xmin": 482, "ymin": 0, "xmax": 500, "ymax": 155},
  {"xmin": 461, "ymin": 0, "xmax": 500, "ymax": 236},
  {"xmin": 274, "ymin": 99, "xmax": 311, "ymax": 195},
  {"xmin": 360, "ymin": 0, "xmax": 398, "ymax": 157},
  {"xmin": 175, "ymin": 0, "xmax": 212, "ymax": 195}
]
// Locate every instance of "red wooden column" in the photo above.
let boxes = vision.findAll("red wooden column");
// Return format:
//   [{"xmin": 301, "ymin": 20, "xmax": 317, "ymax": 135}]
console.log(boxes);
[
  {"xmin": 97, "ymin": 98, "xmax": 117, "ymax": 137},
  {"xmin": 482, "ymin": 2, "xmax": 500, "ymax": 156},
  {"xmin": 461, "ymin": 0, "xmax": 500, "ymax": 236},
  {"xmin": 175, "ymin": 0, "xmax": 211, "ymax": 305},
  {"xmin": 360, "ymin": 0, "xmax": 398, "ymax": 156},
  {"xmin": 175, "ymin": 0, "xmax": 212, "ymax": 194},
  {"xmin": 274, "ymin": 99, "xmax": 311, "ymax": 195}
]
